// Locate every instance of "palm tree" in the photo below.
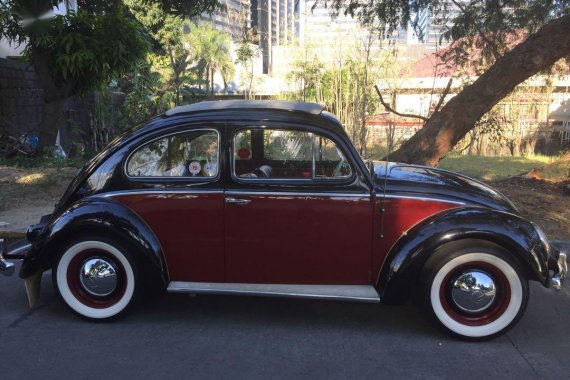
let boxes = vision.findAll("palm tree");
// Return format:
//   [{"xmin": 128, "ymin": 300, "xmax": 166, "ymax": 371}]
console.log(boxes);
[{"xmin": 183, "ymin": 23, "xmax": 234, "ymax": 99}]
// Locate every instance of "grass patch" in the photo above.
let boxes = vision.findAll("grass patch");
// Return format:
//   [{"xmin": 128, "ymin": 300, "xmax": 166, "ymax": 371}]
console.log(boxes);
[
  {"xmin": 0, "ymin": 153, "xmax": 87, "ymax": 169},
  {"xmin": 438, "ymin": 154, "xmax": 558, "ymax": 181}
]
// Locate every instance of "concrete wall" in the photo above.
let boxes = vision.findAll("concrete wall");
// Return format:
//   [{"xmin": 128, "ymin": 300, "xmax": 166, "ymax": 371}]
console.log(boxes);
[{"xmin": 0, "ymin": 58, "xmax": 43, "ymax": 136}]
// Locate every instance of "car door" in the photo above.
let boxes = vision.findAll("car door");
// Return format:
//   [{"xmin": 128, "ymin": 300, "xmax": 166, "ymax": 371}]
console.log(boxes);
[
  {"xmin": 114, "ymin": 128, "xmax": 225, "ymax": 282},
  {"xmin": 225, "ymin": 126, "xmax": 373, "ymax": 284}
]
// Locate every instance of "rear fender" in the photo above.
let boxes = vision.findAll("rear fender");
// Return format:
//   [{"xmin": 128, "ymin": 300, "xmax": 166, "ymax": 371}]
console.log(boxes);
[
  {"xmin": 20, "ymin": 197, "xmax": 167, "ymax": 285},
  {"xmin": 377, "ymin": 207, "xmax": 549, "ymax": 304}
]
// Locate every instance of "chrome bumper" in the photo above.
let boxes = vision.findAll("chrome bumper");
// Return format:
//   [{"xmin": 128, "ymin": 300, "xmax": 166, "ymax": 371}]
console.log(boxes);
[
  {"xmin": 552, "ymin": 252, "xmax": 567, "ymax": 291},
  {"xmin": 0, "ymin": 238, "xmax": 15, "ymax": 276},
  {"xmin": 0, "ymin": 237, "xmax": 32, "ymax": 277}
]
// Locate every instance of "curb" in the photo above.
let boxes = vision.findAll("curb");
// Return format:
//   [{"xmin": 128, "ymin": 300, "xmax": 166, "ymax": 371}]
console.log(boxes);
[{"xmin": 0, "ymin": 230, "xmax": 26, "ymax": 239}]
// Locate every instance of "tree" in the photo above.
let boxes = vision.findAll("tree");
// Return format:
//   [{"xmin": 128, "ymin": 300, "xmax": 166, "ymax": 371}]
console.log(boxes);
[
  {"xmin": 236, "ymin": 41, "xmax": 257, "ymax": 99},
  {"xmin": 184, "ymin": 23, "xmax": 234, "ymax": 99},
  {"xmin": 0, "ymin": 1, "xmax": 149, "ymax": 148},
  {"xmin": 0, "ymin": 0, "xmax": 220, "ymax": 149},
  {"xmin": 125, "ymin": 0, "xmax": 189, "ymax": 107},
  {"xmin": 324, "ymin": 0, "xmax": 570, "ymax": 166}
]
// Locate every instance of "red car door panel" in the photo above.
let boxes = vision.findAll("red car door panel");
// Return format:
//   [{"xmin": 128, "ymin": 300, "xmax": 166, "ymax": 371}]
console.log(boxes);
[{"xmin": 225, "ymin": 192, "xmax": 372, "ymax": 284}]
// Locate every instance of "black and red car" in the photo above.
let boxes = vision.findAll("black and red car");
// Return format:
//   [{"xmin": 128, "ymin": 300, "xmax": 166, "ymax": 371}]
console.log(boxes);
[{"xmin": 1, "ymin": 100, "xmax": 567, "ymax": 340}]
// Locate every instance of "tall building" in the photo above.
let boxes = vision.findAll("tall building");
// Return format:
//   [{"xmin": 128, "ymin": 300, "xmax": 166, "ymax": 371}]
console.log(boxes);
[
  {"xmin": 298, "ymin": 1, "xmax": 410, "ymax": 63},
  {"xmin": 417, "ymin": 1, "xmax": 468, "ymax": 50},
  {"xmin": 251, "ymin": 0, "xmax": 299, "ymax": 74},
  {"xmin": 196, "ymin": 0, "xmax": 251, "ymax": 41}
]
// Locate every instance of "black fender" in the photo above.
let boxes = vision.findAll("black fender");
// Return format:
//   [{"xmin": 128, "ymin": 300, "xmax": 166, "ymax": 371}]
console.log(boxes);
[
  {"xmin": 377, "ymin": 207, "xmax": 550, "ymax": 305},
  {"xmin": 20, "ymin": 197, "xmax": 167, "ymax": 285}
]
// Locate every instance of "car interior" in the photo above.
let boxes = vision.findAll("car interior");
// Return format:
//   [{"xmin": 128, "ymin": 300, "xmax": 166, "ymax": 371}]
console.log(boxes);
[{"xmin": 233, "ymin": 129, "xmax": 351, "ymax": 180}]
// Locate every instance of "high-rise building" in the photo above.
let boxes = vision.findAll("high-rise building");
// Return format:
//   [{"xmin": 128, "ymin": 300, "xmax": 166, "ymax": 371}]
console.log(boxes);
[
  {"xmin": 417, "ymin": 1, "xmax": 468, "ymax": 50},
  {"xmin": 298, "ymin": 1, "xmax": 410, "ymax": 63},
  {"xmin": 196, "ymin": 0, "xmax": 251, "ymax": 42},
  {"xmin": 251, "ymin": 0, "xmax": 299, "ymax": 74}
]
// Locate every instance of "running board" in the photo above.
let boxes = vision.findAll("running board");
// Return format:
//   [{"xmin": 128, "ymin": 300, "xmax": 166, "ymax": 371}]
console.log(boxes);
[{"xmin": 167, "ymin": 282, "xmax": 381, "ymax": 303}]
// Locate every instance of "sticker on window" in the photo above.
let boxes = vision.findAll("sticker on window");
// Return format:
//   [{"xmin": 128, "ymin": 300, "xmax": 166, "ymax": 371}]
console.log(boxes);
[{"xmin": 189, "ymin": 161, "xmax": 201, "ymax": 176}]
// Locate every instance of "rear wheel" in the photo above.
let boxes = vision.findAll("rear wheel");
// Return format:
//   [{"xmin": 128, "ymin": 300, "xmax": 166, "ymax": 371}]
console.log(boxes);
[
  {"xmin": 52, "ymin": 236, "xmax": 141, "ymax": 320},
  {"xmin": 418, "ymin": 241, "xmax": 529, "ymax": 340}
]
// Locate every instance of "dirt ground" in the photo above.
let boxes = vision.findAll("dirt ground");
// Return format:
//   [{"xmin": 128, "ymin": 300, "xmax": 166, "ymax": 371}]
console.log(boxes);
[
  {"xmin": 0, "ymin": 166, "xmax": 77, "ymax": 231},
  {"xmin": 490, "ymin": 177, "xmax": 570, "ymax": 240},
  {"xmin": 0, "ymin": 166, "xmax": 568, "ymax": 240}
]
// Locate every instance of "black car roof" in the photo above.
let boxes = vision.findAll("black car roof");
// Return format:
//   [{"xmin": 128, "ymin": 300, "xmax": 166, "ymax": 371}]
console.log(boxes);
[
  {"xmin": 165, "ymin": 100, "xmax": 324, "ymax": 117},
  {"xmin": 136, "ymin": 100, "xmax": 346, "ymax": 138}
]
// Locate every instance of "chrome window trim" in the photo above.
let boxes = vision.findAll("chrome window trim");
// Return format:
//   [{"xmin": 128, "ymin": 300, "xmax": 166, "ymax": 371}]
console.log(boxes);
[
  {"xmin": 124, "ymin": 128, "xmax": 221, "ymax": 181},
  {"xmin": 167, "ymin": 282, "xmax": 381, "ymax": 303},
  {"xmin": 230, "ymin": 127, "xmax": 355, "ymax": 185}
]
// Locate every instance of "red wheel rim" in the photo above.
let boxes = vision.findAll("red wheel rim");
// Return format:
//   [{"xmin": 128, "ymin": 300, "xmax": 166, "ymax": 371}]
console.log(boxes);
[
  {"xmin": 66, "ymin": 249, "xmax": 127, "ymax": 309},
  {"xmin": 439, "ymin": 261, "xmax": 511, "ymax": 326}
]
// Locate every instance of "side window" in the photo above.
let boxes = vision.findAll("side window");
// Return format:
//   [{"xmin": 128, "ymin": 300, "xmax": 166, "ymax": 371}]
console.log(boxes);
[
  {"xmin": 233, "ymin": 128, "xmax": 351, "ymax": 180},
  {"xmin": 127, "ymin": 130, "xmax": 219, "ymax": 178},
  {"xmin": 264, "ymin": 130, "xmax": 312, "ymax": 162},
  {"xmin": 315, "ymin": 136, "xmax": 351, "ymax": 178},
  {"xmin": 234, "ymin": 129, "xmax": 252, "ymax": 160}
]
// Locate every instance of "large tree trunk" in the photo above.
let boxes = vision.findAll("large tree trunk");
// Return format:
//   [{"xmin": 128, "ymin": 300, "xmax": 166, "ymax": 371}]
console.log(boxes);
[{"xmin": 388, "ymin": 14, "xmax": 570, "ymax": 167}]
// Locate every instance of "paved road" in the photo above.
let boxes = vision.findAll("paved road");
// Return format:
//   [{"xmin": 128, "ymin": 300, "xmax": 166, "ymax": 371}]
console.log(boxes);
[{"xmin": 1, "ymin": 263, "xmax": 569, "ymax": 380}]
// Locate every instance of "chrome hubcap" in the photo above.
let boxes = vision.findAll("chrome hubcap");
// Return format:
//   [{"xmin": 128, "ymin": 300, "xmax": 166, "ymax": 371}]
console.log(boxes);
[
  {"xmin": 79, "ymin": 258, "xmax": 118, "ymax": 297},
  {"xmin": 451, "ymin": 271, "xmax": 496, "ymax": 313}
]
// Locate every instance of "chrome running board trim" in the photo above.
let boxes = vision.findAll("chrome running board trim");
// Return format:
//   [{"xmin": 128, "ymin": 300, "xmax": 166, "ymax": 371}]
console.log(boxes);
[{"xmin": 167, "ymin": 282, "xmax": 381, "ymax": 302}]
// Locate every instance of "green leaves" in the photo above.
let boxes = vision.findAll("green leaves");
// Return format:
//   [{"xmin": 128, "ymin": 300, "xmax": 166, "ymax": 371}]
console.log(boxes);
[
  {"xmin": 21, "ymin": 4, "xmax": 150, "ymax": 95},
  {"xmin": 142, "ymin": 0, "xmax": 221, "ymax": 18},
  {"xmin": 325, "ymin": 0, "xmax": 570, "ymax": 70}
]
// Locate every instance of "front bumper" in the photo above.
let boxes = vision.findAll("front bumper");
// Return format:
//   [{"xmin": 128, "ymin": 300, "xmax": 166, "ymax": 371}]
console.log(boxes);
[
  {"xmin": 0, "ymin": 237, "xmax": 32, "ymax": 277},
  {"xmin": 549, "ymin": 241, "xmax": 568, "ymax": 291},
  {"xmin": 0, "ymin": 239, "xmax": 15, "ymax": 276}
]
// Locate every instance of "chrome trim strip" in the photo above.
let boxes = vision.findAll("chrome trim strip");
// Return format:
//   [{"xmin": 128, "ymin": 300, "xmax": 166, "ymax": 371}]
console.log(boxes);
[
  {"xmin": 97, "ymin": 189, "xmax": 463, "ymax": 204},
  {"xmin": 4, "ymin": 241, "xmax": 32, "ymax": 260},
  {"xmin": 0, "ymin": 259, "xmax": 14, "ymax": 276},
  {"xmin": 97, "ymin": 189, "xmax": 225, "ymax": 198},
  {"xmin": 225, "ymin": 191, "xmax": 371, "ymax": 198},
  {"xmin": 167, "ymin": 282, "xmax": 381, "ymax": 302},
  {"xmin": 384, "ymin": 194, "xmax": 466, "ymax": 205}
]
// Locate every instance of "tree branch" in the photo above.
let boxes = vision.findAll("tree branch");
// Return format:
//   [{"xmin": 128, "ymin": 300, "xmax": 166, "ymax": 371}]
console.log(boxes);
[
  {"xmin": 450, "ymin": 0, "xmax": 501, "ymax": 60},
  {"xmin": 374, "ymin": 85, "xmax": 429, "ymax": 122},
  {"xmin": 432, "ymin": 78, "xmax": 453, "ymax": 115}
]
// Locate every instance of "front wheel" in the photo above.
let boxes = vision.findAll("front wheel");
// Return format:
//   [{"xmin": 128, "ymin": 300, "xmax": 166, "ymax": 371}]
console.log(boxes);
[
  {"xmin": 52, "ymin": 237, "xmax": 141, "ymax": 321},
  {"xmin": 418, "ymin": 241, "xmax": 529, "ymax": 340}
]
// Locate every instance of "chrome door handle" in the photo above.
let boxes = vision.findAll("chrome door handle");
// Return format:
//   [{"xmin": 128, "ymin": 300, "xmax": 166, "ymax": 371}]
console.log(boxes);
[{"xmin": 225, "ymin": 197, "xmax": 251, "ymax": 205}]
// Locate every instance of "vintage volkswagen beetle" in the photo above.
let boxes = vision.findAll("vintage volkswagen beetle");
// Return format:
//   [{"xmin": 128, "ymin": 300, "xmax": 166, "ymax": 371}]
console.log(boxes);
[{"xmin": 1, "ymin": 100, "xmax": 567, "ymax": 340}]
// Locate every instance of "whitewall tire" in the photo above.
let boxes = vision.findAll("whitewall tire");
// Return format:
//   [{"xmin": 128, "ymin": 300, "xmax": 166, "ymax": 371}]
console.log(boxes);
[
  {"xmin": 53, "ymin": 238, "xmax": 139, "ymax": 320},
  {"xmin": 419, "ymin": 241, "xmax": 529, "ymax": 340}
]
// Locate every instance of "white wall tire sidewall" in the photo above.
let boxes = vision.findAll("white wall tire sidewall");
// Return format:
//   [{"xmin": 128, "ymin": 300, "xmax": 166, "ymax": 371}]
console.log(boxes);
[
  {"xmin": 430, "ymin": 253, "xmax": 523, "ymax": 338},
  {"xmin": 56, "ymin": 240, "xmax": 135, "ymax": 319}
]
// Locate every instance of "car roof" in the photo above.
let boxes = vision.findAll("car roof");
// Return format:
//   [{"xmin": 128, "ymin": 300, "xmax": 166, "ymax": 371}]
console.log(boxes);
[{"xmin": 165, "ymin": 100, "xmax": 324, "ymax": 117}]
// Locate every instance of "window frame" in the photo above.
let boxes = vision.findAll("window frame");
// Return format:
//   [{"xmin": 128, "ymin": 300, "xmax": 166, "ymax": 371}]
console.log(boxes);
[
  {"xmin": 230, "ymin": 126, "xmax": 355, "ymax": 184},
  {"xmin": 124, "ymin": 128, "xmax": 221, "ymax": 182}
]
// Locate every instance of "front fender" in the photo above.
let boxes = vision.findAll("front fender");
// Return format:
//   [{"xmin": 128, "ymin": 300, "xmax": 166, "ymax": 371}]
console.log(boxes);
[
  {"xmin": 20, "ymin": 197, "xmax": 167, "ymax": 285},
  {"xmin": 378, "ymin": 207, "xmax": 549, "ymax": 304}
]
